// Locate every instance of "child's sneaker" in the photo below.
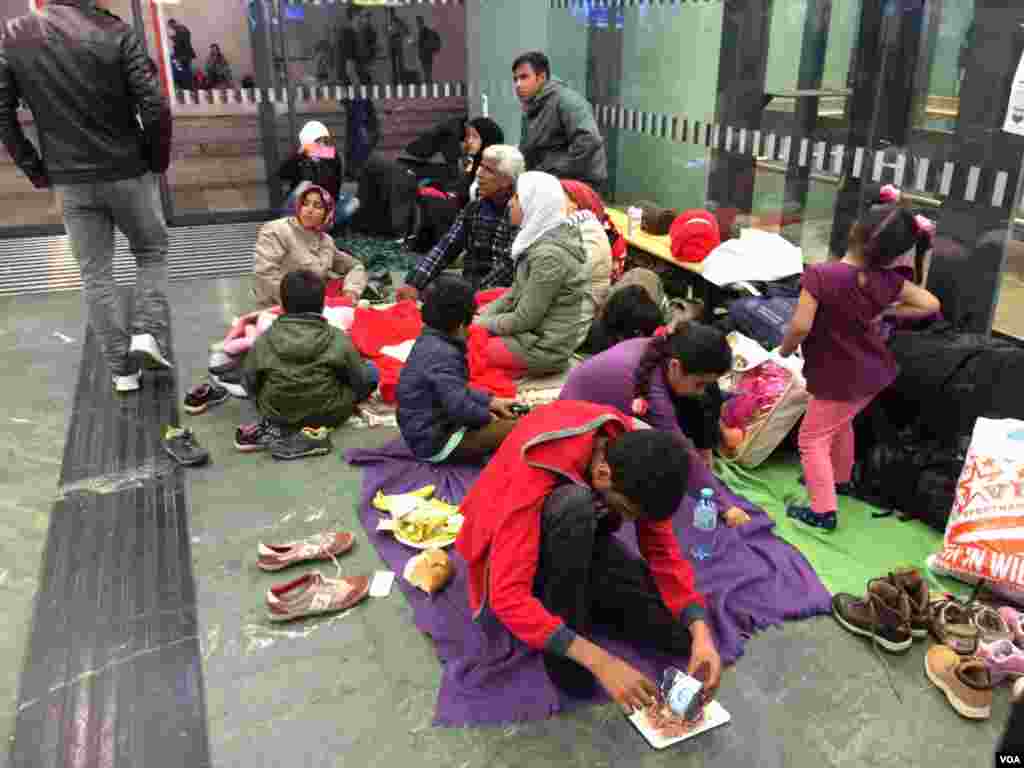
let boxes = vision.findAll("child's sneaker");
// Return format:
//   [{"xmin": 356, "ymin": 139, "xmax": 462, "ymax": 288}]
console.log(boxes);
[
  {"xmin": 970, "ymin": 604, "xmax": 1012, "ymax": 644},
  {"xmin": 1000, "ymin": 606, "xmax": 1024, "ymax": 648},
  {"xmin": 161, "ymin": 426, "xmax": 210, "ymax": 467},
  {"xmin": 925, "ymin": 645, "xmax": 992, "ymax": 719},
  {"xmin": 929, "ymin": 599, "xmax": 979, "ymax": 655},
  {"xmin": 977, "ymin": 638, "xmax": 1024, "ymax": 684},
  {"xmin": 234, "ymin": 418, "xmax": 286, "ymax": 452},
  {"xmin": 786, "ymin": 504, "xmax": 837, "ymax": 531},
  {"xmin": 211, "ymin": 371, "xmax": 247, "ymax": 399},
  {"xmin": 183, "ymin": 382, "xmax": 230, "ymax": 415},
  {"xmin": 271, "ymin": 427, "xmax": 333, "ymax": 460}
]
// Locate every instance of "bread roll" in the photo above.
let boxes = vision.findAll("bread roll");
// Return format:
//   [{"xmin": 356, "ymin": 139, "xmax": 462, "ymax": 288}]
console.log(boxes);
[{"xmin": 403, "ymin": 548, "xmax": 453, "ymax": 594}]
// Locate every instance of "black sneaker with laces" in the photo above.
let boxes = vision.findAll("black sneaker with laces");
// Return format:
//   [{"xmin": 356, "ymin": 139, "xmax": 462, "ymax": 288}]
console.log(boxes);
[
  {"xmin": 184, "ymin": 382, "xmax": 230, "ymax": 415},
  {"xmin": 271, "ymin": 427, "xmax": 333, "ymax": 461},
  {"xmin": 234, "ymin": 418, "xmax": 286, "ymax": 453},
  {"xmin": 162, "ymin": 426, "xmax": 210, "ymax": 466}
]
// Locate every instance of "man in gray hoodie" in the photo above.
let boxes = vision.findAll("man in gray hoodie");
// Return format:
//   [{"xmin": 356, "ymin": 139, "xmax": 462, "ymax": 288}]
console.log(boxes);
[{"xmin": 514, "ymin": 51, "xmax": 607, "ymax": 192}]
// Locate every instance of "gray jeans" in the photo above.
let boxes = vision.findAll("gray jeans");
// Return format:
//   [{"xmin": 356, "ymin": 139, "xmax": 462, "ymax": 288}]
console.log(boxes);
[{"xmin": 59, "ymin": 174, "xmax": 170, "ymax": 375}]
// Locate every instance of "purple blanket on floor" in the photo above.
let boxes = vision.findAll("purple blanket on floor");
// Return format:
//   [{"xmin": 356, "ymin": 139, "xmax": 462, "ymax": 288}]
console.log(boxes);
[{"xmin": 346, "ymin": 440, "xmax": 831, "ymax": 727}]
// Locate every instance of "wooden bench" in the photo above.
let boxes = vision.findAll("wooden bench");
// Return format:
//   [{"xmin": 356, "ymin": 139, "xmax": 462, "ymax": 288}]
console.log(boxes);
[{"xmin": 606, "ymin": 208, "xmax": 715, "ymax": 309}]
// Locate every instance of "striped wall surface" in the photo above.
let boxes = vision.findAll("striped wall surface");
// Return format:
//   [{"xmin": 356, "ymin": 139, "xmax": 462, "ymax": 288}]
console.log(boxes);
[
  {"xmin": 587, "ymin": 102, "xmax": 1024, "ymax": 214},
  {"xmin": 0, "ymin": 222, "xmax": 263, "ymax": 297},
  {"xmin": 170, "ymin": 81, "xmax": 465, "ymax": 112}
]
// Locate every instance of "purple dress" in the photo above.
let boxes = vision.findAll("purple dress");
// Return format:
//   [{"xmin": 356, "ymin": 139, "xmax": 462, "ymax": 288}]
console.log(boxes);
[
  {"xmin": 558, "ymin": 337, "xmax": 719, "ymax": 449},
  {"xmin": 800, "ymin": 263, "xmax": 905, "ymax": 401}
]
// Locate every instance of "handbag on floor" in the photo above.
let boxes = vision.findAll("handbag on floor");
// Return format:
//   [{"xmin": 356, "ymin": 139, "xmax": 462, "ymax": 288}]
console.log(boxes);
[{"xmin": 719, "ymin": 333, "xmax": 808, "ymax": 469}]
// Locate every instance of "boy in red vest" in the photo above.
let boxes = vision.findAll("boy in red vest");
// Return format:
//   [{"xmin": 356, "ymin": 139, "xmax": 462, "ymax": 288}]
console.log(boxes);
[{"xmin": 456, "ymin": 400, "xmax": 721, "ymax": 712}]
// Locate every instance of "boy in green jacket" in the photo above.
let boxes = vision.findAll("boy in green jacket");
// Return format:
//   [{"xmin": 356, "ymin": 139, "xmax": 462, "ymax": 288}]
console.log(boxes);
[{"xmin": 236, "ymin": 270, "xmax": 378, "ymax": 458}]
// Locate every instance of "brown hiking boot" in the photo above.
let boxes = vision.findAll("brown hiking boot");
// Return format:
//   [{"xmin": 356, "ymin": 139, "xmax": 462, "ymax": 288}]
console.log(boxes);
[
  {"xmin": 889, "ymin": 568, "xmax": 930, "ymax": 639},
  {"xmin": 832, "ymin": 578, "xmax": 913, "ymax": 653},
  {"xmin": 925, "ymin": 645, "xmax": 992, "ymax": 719},
  {"xmin": 929, "ymin": 599, "xmax": 979, "ymax": 655}
]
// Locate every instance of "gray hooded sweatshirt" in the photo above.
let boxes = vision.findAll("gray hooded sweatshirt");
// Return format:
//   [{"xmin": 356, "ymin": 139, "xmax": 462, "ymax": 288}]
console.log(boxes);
[{"xmin": 519, "ymin": 78, "xmax": 608, "ymax": 188}]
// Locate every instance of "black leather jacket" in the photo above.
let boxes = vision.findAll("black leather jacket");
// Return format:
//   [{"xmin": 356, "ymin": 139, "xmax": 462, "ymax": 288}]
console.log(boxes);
[{"xmin": 0, "ymin": 0, "xmax": 172, "ymax": 187}]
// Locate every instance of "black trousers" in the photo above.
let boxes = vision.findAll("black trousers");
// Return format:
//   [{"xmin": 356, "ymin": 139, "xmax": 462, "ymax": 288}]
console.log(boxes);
[{"xmin": 533, "ymin": 484, "xmax": 693, "ymax": 697}]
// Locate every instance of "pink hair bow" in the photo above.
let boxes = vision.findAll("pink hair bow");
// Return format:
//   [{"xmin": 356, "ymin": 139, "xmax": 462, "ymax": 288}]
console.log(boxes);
[{"xmin": 879, "ymin": 184, "xmax": 902, "ymax": 204}]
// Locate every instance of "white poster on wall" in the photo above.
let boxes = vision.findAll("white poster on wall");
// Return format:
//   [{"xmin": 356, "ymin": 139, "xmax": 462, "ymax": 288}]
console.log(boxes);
[{"xmin": 1004, "ymin": 50, "xmax": 1024, "ymax": 137}]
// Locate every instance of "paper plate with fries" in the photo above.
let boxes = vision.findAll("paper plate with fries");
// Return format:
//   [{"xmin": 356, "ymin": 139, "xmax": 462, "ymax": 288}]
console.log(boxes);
[{"xmin": 372, "ymin": 485, "xmax": 464, "ymax": 550}]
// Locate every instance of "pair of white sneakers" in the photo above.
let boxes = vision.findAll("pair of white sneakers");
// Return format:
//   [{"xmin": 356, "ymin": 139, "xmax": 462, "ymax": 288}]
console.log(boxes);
[{"xmin": 112, "ymin": 333, "xmax": 173, "ymax": 392}]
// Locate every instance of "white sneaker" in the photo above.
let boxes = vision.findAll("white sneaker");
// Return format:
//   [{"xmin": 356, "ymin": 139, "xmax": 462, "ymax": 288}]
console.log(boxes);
[
  {"xmin": 113, "ymin": 371, "xmax": 141, "ymax": 393},
  {"xmin": 130, "ymin": 333, "xmax": 172, "ymax": 370},
  {"xmin": 210, "ymin": 373, "xmax": 247, "ymax": 399}
]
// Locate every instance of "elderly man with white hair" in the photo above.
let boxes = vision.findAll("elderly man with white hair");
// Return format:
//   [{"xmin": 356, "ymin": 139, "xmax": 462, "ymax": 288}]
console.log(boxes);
[{"xmin": 397, "ymin": 144, "xmax": 525, "ymax": 302}]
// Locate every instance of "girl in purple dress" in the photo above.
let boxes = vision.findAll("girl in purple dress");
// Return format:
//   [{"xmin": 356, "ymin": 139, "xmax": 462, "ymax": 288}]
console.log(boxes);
[{"xmin": 779, "ymin": 204, "xmax": 940, "ymax": 531}]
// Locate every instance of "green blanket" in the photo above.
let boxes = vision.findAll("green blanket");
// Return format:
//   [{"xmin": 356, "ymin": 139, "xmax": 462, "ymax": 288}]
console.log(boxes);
[
  {"xmin": 335, "ymin": 234, "xmax": 417, "ymax": 275},
  {"xmin": 717, "ymin": 455, "xmax": 969, "ymax": 600}
]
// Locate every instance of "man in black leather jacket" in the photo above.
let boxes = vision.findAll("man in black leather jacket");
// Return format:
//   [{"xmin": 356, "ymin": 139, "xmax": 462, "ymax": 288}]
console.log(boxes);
[{"xmin": 0, "ymin": 0, "xmax": 175, "ymax": 392}]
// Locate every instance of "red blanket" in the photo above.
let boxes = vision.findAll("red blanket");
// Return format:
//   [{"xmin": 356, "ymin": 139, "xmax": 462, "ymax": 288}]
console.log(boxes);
[{"xmin": 345, "ymin": 301, "xmax": 517, "ymax": 403}]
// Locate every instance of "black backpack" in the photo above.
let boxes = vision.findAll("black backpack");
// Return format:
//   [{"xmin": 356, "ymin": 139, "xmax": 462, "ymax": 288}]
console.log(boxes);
[{"xmin": 852, "ymin": 424, "xmax": 968, "ymax": 532}]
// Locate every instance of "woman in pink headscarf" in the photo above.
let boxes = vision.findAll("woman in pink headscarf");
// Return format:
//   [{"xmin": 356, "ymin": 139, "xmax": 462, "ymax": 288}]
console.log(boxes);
[{"xmin": 251, "ymin": 184, "xmax": 366, "ymax": 309}]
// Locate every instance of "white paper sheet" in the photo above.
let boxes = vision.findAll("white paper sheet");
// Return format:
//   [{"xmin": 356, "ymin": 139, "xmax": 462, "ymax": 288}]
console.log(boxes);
[{"xmin": 628, "ymin": 700, "xmax": 731, "ymax": 750}]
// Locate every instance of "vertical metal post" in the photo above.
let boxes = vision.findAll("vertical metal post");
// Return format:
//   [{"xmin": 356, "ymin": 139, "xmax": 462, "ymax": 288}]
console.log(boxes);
[
  {"xmin": 782, "ymin": 0, "xmax": 832, "ymax": 245},
  {"xmin": 707, "ymin": 0, "xmax": 773, "ymax": 216},
  {"xmin": 935, "ymin": 3, "xmax": 1024, "ymax": 335},
  {"xmin": 828, "ymin": 0, "xmax": 926, "ymax": 257},
  {"xmin": 251, "ymin": 0, "xmax": 284, "ymax": 210},
  {"xmin": 131, "ymin": 0, "xmax": 174, "ymax": 222},
  {"xmin": 275, "ymin": 0, "xmax": 299, "ymax": 152}
]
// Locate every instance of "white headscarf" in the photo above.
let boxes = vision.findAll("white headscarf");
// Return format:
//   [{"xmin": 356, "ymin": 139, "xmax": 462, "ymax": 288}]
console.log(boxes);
[
  {"xmin": 510, "ymin": 171, "xmax": 569, "ymax": 259},
  {"xmin": 299, "ymin": 120, "xmax": 330, "ymax": 146}
]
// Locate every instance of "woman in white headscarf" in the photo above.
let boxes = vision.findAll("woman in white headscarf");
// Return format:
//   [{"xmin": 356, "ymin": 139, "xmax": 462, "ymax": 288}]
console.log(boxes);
[{"xmin": 476, "ymin": 171, "xmax": 590, "ymax": 376}]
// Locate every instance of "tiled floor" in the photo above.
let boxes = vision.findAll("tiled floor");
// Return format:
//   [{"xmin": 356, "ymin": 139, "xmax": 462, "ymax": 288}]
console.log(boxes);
[{"xmin": 0, "ymin": 277, "xmax": 1015, "ymax": 767}]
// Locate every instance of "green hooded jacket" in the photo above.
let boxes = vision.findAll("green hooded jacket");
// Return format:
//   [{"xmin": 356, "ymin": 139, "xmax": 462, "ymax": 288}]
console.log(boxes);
[
  {"xmin": 478, "ymin": 222, "xmax": 590, "ymax": 375},
  {"xmin": 519, "ymin": 78, "xmax": 607, "ymax": 188},
  {"xmin": 244, "ymin": 314, "xmax": 370, "ymax": 428}
]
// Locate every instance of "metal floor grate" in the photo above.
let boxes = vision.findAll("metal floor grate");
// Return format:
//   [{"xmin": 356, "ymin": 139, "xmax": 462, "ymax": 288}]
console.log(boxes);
[{"xmin": 0, "ymin": 222, "xmax": 263, "ymax": 296}]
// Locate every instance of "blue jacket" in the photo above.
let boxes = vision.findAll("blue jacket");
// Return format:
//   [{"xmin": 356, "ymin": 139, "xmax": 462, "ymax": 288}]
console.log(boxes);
[{"xmin": 396, "ymin": 328, "xmax": 494, "ymax": 459}]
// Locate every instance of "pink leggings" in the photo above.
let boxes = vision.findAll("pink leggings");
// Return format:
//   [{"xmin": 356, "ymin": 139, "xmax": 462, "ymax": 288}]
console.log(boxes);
[
  {"xmin": 798, "ymin": 394, "xmax": 876, "ymax": 514},
  {"xmin": 485, "ymin": 337, "xmax": 529, "ymax": 378}
]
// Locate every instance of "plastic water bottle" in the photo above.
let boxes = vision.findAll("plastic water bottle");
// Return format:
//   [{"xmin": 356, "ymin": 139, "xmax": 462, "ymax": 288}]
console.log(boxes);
[
  {"xmin": 694, "ymin": 488, "xmax": 718, "ymax": 531},
  {"xmin": 691, "ymin": 488, "xmax": 718, "ymax": 562}
]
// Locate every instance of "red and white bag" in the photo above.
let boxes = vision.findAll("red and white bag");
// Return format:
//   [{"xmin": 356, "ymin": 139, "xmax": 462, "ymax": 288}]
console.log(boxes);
[{"xmin": 929, "ymin": 418, "xmax": 1024, "ymax": 604}]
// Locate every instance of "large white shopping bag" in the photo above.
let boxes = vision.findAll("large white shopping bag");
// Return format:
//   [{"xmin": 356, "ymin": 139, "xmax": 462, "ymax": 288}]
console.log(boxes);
[{"xmin": 931, "ymin": 418, "xmax": 1024, "ymax": 599}]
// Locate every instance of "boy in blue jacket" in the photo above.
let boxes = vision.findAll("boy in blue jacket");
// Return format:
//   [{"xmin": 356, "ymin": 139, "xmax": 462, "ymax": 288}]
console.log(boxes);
[{"xmin": 397, "ymin": 276, "xmax": 520, "ymax": 463}]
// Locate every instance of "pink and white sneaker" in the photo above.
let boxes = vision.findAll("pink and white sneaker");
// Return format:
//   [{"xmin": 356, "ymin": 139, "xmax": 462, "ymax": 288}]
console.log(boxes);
[
  {"xmin": 256, "ymin": 532, "xmax": 355, "ymax": 572},
  {"xmin": 977, "ymin": 638, "xmax": 1024, "ymax": 684},
  {"xmin": 266, "ymin": 572, "xmax": 370, "ymax": 622},
  {"xmin": 999, "ymin": 606, "xmax": 1024, "ymax": 648}
]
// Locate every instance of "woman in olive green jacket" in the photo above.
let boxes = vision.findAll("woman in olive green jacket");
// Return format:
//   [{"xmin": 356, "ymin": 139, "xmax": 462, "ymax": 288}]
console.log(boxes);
[{"xmin": 476, "ymin": 172, "xmax": 590, "ymax": 376}]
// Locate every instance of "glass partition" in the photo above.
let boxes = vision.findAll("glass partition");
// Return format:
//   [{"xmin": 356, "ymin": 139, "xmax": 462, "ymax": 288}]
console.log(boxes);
[{"xmin": 490, "ymin": 0, "xmax": 1024, "ymax": 340}]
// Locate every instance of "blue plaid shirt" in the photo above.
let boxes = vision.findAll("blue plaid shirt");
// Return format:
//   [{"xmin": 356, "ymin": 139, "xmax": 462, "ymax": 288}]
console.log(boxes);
[{"xmin": 405, "ymin": 192, "xmax": 518, "ymax": 291}]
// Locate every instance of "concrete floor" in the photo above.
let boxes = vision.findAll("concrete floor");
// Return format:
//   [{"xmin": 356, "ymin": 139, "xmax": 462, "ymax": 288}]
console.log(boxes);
[{"xmin": 0, "ymin": 277, "xmax": 1014, "ymax": 768}]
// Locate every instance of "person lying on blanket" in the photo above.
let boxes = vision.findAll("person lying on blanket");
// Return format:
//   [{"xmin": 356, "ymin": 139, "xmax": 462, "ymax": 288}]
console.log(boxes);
[
  {"xmin": 396, "ymin": 275, "xmax": 522, "ymax": 463},
  {"xmin": 456, "ymin": 400, "xmax": 722, "ymax": 713},
  {"xmin": 236, "ymin": 271, "xmax": 379, "ymax": 452}
]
